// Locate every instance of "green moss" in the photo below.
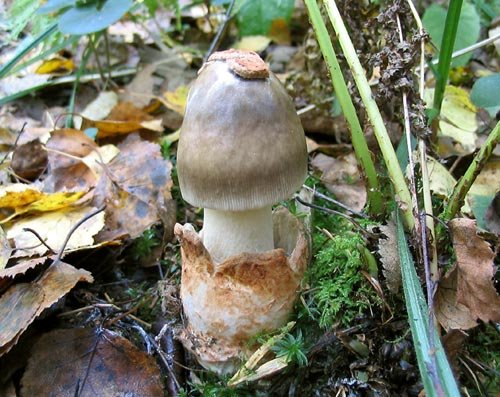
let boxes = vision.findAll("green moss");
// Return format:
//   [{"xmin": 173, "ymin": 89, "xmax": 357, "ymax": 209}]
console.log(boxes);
[{"xmin": 308, "ymin": 230, "xmax": 376, "ymax": 328}]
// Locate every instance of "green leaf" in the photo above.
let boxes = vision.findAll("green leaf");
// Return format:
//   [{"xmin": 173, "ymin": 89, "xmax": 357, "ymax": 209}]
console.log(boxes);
[
  {"xmin": 38, "ymin": 0, "xmax": 74, "ymax": 14},
  {"xmin": 423, "ymin": 1, "xmax": 480, "ymax": 67},
  {"xmin": 396, "ymin": 211, "xmax": 460, "ymax": 397},
  {"xmin": 57, "ymin": 0, "xmax": 133, "ymax": 34},
  {"xmin": 470, "ymin": 73, "xmax": 500, "ymax": 117},
  {"xmin": 236, "ymin": 0, "xmax": 294, "ymax": 37}
]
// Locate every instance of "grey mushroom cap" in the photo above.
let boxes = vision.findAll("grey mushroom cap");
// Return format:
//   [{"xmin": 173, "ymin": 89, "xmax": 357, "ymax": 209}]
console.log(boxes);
[{"xmin": 177, "ymin": 50, "xmax": 308, "ymax": 211}]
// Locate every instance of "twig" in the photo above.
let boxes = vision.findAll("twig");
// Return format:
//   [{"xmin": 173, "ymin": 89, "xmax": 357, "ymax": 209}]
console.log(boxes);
[
  {"xmin": 53, "ymin": 205, "xmax": 106, "ymax": 265},
  {"xmin": 302, "ymin": 185, "xmax": 368, "ymax": 218},
  {"xmin": 396, "ymin": 14, "xmax": 421, "ymax": 238},
  {"xmin": 22, "ymin": 228, "xmax": 56, "ymax": 254},
  {"xmin": 295, "ymin": 195, "xmax": 375, "ymax": 238},
  {"xmin": 204, "ymin": 0, "xmax": 236, "ymax": 61},
  {"xmin": 406, "ymin": 0, "xmax": 439, "ymax": 282}
]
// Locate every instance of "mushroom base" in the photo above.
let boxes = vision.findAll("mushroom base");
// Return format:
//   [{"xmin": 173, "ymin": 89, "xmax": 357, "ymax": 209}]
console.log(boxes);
[{"xmin": 175, "ymin": 207, "xmax": 309, "ymax": 375}]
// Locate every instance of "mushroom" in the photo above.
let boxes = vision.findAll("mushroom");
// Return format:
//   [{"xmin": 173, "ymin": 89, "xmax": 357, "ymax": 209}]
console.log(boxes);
[{"xmin": 177, "ymin": 50, "xmax": 307, "ymax": 263}]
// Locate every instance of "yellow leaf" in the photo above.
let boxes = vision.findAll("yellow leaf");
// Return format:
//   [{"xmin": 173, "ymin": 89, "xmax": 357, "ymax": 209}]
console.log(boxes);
[
  {"xmin": 81, "ymin": 117, "xmax": 164, "ymax": 139},
  {"xmin": 6, "ymin": 206, "xmax": 105, "ymax": 257},
  {"xmin": 35, "ymin": 58, "xmax": 74, "ymax": 75},
  {"xmin": 163, "ymin": 86, "xmax": 189, "ymax": 115},
  {"xmin": 234, "ymin": 36, "xmax": 271, "ymax": 52},
  {"xmin": 0, "ymin": 184, "xmax": 86, "ymax": 223},
  {"xmin": 426, "ymin": 157, "xmax": 471, "ymax": 214}
]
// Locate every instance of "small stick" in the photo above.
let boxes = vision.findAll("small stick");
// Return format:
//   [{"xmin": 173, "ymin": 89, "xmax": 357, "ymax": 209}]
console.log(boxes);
[
  {"xmin": 302, "ymin": 185, "xmax": 368, "ymax": 218},
  {"xmin": 204, "ymin": 0, "xmax": 236, "ymax": 61},
  {"xmin": 53, "ymin": 205, "xmax": 106, "ymax": 265},
  {"xmin": 22, "ymin": 228, "xmax": 56, "ymax": 254},
  {"xmin": 295, "ymin": 196, "xmax": 375, "ymax": 238}
]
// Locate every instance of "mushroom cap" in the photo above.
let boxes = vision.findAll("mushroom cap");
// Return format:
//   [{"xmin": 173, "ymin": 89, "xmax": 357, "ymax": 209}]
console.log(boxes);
[{"xmin": 177, "ymin": 50, "xmax": 307, "ymax": 211}]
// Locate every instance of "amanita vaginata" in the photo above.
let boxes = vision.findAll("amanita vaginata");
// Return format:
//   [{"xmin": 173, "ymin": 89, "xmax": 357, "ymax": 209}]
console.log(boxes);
[{"xmin": 175, "ymin": 49, "xmax": 309, "ymax": 374}]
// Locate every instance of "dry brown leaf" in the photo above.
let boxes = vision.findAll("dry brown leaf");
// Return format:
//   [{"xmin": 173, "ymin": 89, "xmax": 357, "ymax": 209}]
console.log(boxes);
[
  {"xmin": 120, "ymin": 64, "xmax": 157, "ymax": 107},
  {"xmin": 449, "ymin": 218, "xmax": 500, "ymax": 323},
  {"xmin": 44, "ymin": 128, "xmax": 99, "ymax": 192},
  {"xmin": 21, "ymin": 328, "xmax": 163, "ymax": 397},
  {"xmin": 311, "ymin": 152, "xmax": 367, "ymax": 211},
  {"xmin": 6, "ymin": 206, "xmax": 105, "ymax": 257},
  {"xmin": 377, "ymin": 221, "xmax": 401, "ymax": 293},
  {"xmin": 435, "ymin": 266, "xmax": 478, "ymax": 331},
  {"xmin": 0, "ymin": 256, "xmax": 49, "ymax": 279},
  {"xmin": 80, "ymin": 102, "xmax": 163, "ymax": 139},
  {"xmin": 92, "ymin": 134, "xmax": 173, "ymax": 241},
  {"xmin": 11, "ymin": 139, "xmax": 48, "ymax": 181},
  {"xmin": 0, "ymin": 283, "xmax": 43, "ymax": 352},
  {"xmin": 0, "ymin": 261, "xmax": 92, "ymax": 356}
]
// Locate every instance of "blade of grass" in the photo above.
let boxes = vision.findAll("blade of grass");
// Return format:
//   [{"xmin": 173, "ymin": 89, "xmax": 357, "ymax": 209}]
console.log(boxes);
[
  {"xmin": 429, "ymin": 0, "xmax": 464, "ymax": 122},
  {"xmin": 323, "ymin": 0, "xmax": 414, "ymax": 229},
  {"xmin": 304, "ymin": 0, "xmax": 382, "ymax": 215},
  {"xmin": 0, "ymin": 68, "xmax": 137, "ymax": 107},
  {"xmin": 0, "ymin": 22, "xmax": 58, "ymax": 79},
  {"xmin": 441, "ymin": 121, "xmax": 500, "ymax": 223},
  {"xmin": 396, "ymin": 209, "xmax": 460, "ymax": 397}
]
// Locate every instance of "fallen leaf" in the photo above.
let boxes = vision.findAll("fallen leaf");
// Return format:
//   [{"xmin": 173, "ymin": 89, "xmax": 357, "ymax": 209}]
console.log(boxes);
[
  {"xmin": 11, "ymin": 139, "xmax": 48, "ymax": 181},
  {"xmin": 44, "ymin": 129, "xmax": 118, "ymax": 192},
  {"xmin": 80, "ymin": 91, "xmax": 119, "ymax": 122},
  {"xmin": 120, "ymin": 64, "xmax": 157, "ymax": 107},
  {"xmin": 233, "ymin": 36, "xmax": 271, "ymax": 52},
  {"xmin": 21, "ymin": 328, "xmax": 163, "ymax": 397},
  {"xmin": 425, "ymin": 87, "xmax": 479, "ymax": 157},
  {"xmin": 0, "ymin": 256, "xmax": 49, "ymax": 279},
  {"xmin": 44, "ymin": 128, "xmax": 98, "ymax": 192},
  {"xmin": 82, "ymin": 115, "xmax": 163, "ymax": 139},
  {"xmin": 0, "ymin": 261, "xmax": 93, "ymax": 356},
  {"xmin": 311, "ymin": 152, "xmax": 367, "ymax": 211},
  {"xmin": 0, "ymin": 74, "xmax": 50, "ymax": 98},
  {"xmin": 268, "ymin": 18, "xmax": 291, "ymax": 45},
  {"xmin": 0, "ymin": 184, "xmax": 86, "ymax": 223},
  {"xmin": 6, "ymin": 206, "xmax": 105, "ymax": 257},
  {"xmin": 450, "ymin": 218, "xmax": 500, "ymax": 323},
  {"xmin": 0, "ymin": 226, "xmax": 12, "ymax": 270},
  {"xmin": 377, "ymin": 221, "xmax": 401, "ymax": 293},
  {"xmin": 92, "ymin": 134, "xmax": 173, "ymax": 241},
  {"xmin": 35, "ymin": 57, "xmax": 74, "ymax": 75},
  {"xmin": 426, "ymin": 156, "xmax": 471, "ymax": 213},
  {"xmin": 163, "ymin": 85, "xmax": 189, "ymax": 115},
  {"xmin": 435, "ymin": 266, "xmax": 478, "ymax": 331}
]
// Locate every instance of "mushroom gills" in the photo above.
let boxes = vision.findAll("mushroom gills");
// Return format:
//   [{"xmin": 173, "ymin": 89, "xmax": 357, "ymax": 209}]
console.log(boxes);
[{"xmin": 201, "ymin": 206, "xmax": 274, "ymax": 264}]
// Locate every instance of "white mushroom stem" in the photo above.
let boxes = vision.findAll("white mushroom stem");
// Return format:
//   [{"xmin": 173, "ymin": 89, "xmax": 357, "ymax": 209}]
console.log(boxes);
[{"xmin": 201, "ymin": 206, "xmax": 274, "ymax": 264}]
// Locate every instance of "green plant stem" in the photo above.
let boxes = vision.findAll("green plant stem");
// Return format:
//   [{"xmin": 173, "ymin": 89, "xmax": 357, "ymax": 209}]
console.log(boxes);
[
  {"xmin": 304, "ymin": 0, "xmax": 382, "ymax": 215},
  {"xmin": 430, "ymin": 0, "xmax": 464, "ymax": 122},
  {"xmin": 323, "ymin": 0, "xmax": 414, "ymax": 229},
  {"xmin": 0, "ymin": 22, "xmax": 58, "ymax": 79},
  {"xmin": 66, "ymin": 42, "xmax": 94, "ymax": 128},
  {"xmin": 441, "ymin": 121, "xmax": 500, "ymax": 223}
]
